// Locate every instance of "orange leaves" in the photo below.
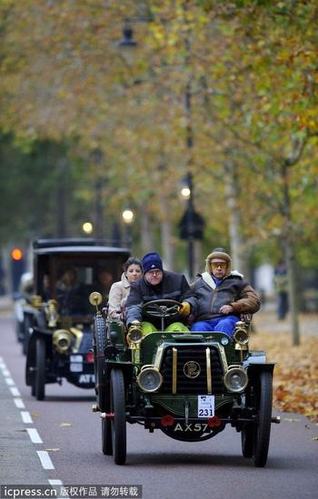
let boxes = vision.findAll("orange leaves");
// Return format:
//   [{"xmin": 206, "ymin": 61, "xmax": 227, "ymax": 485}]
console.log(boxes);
[{"xmin": 250, "ymin": 326, "xmax": 318, "ymax": 423}]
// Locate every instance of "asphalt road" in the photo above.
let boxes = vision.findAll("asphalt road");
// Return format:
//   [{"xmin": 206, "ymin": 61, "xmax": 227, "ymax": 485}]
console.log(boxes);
[{"xmin": 0, "ymin": 309, "xmax": 317, "ymax": 499}]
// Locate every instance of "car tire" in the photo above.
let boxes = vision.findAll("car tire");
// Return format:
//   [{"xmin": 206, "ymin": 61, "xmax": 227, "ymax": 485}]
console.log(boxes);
[
  {"xmin": 110, "ymin": 369, "xmax": 126, "ymax": 465},
  {"xmin": 35, "ymin": 338, "xmax": 46, "ymax": 401},
  {"xmin": 253, "ymin": 370, "xmax": 273, "ymax": 467},
  {"xmin": 22, "ymin": 315, "xmax": 33, "ymax": 356},
  {"xmin": 241, "ymin": 424, "xmax": 254, "ymax": 458},
  {"xmin": 102, "ymin": 417, "xmax": 113, "ymax": 456},
  {"xmin": 94, "ymin": 315, "xmax": 108, "ymax": 411}
]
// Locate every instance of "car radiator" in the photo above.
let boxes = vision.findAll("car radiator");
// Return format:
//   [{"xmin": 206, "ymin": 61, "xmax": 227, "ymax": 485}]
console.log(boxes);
[{"xmin": 159, "ymin": 345, "xmax": 225, "ymax": 395}]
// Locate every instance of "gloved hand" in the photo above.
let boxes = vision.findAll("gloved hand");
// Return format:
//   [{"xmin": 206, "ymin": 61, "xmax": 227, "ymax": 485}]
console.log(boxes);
[{"xmin": 178, "ymin": 302, "xmax": 191, "ymax": 317}]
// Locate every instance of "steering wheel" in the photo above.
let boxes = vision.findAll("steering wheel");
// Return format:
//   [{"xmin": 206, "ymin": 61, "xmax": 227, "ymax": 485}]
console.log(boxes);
[{"xmin": 142, "ymin": 299, "xmax": 182, "ymax": 319}]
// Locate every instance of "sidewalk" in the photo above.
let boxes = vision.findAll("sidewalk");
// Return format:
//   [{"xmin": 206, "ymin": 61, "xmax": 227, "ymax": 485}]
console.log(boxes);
[
  {"xmin": 253, "ymin": 302, "xmax": 318, "ymax": 337},
  {"xmin": 0, "ymin": 295, "xmax": 13, "ymax": 315}
]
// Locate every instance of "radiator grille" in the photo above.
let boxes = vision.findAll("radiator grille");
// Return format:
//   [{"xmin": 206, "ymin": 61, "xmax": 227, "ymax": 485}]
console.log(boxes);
[{"xmin": 160, "ymin": 345, "xmax": 225, "ymax": 394}]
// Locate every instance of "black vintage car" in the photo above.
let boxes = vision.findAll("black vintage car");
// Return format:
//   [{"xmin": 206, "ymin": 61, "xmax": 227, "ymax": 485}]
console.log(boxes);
[
  {"xmin": 25, "ymin": 238, "xmax": 130, "ymax": 400},
  {"xmin": 89, "ymin": 296, "xmax": 280, "ymax": 466}
]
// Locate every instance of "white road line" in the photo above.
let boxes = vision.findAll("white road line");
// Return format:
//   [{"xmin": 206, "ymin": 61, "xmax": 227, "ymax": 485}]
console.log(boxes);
[
  {"xmin": 1, "ymin": 358, "xmax": 56, "ymax": 473},
  {"xmin": 37, "ymin": 451, "xmax": 55, "ymax": 470},
  {"xmin": 27, "ymin": 428, "xmax": 43, "ymax": 444},
  {"xmin": 21, "ymin": 411, "xmax": 33, "ymax": 424},
  {"xmin": 14, "ymin": 397, "xmax": 25, "ymax": 409},
  {"xmin": 48, "ymin": 480, "xmax": 68, "ymax": 499},
  {"xmin": 5, "ymin": 377, "xmax": 15, "ymax": 386},
  {"xmin": 10, "ymin": 386, "xmax": 21, "ymax": 397}
]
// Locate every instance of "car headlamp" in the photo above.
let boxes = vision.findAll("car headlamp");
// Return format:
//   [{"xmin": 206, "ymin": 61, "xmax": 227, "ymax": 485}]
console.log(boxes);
[
  {"xmin": 223, "ymin": 366, "xmax": 248, "ymax": 393},
  {"xmin": 52, "ymin": 329, "xmax": 74, "ymax": 354},
  {"xmin": 233, "ymin": 322, "xmax": 249, "ymax": 346},
  {"xmin": 127, "ymin": 323, "xmax": 143, "ymax": 344},
  {"xmin": 137, "ymin": 366, "xmax": 162, "ymax": 393},
  {"xmin": 234, "ymin": 329, "xmax": 249, "ymax": 346}
]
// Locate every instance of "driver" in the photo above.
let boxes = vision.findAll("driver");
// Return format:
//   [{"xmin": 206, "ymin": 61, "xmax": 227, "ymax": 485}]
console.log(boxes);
[{"xmin": 125, "ymin": 252, "xmax": 190, "ymax": 332}]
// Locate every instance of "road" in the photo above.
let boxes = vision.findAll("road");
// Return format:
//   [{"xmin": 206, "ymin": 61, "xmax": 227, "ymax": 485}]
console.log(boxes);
[{"xmin": 0, "ymin": 309, "xmax": 317, "ymax": 499}]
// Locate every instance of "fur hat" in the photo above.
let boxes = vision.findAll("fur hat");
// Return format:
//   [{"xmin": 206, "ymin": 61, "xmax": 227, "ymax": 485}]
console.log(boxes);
[
  {"xmin": 142, "ymin": 252, "xmax": 163, "ymax": 274},
  {"xmin": 205, "ymin": 248, "xmax": 232, "ymax": 273}
]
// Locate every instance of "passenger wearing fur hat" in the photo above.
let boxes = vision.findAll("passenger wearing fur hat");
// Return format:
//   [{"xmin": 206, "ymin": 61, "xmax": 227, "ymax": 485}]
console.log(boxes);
[
  {"xmin": 181, "ymin": 248, "xmax": 261, "ymax": 336},
  {"xmin": 125, "ymin": 251, "xmax": 190, "ymax": 330}
]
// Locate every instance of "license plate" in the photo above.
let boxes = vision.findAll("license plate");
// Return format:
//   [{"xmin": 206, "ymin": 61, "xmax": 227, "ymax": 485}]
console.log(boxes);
[
  {"xmin": 70, "ymin": 363, "xmax": 83, "ymax": 372},
  {"xmin": 198, "ymin": 395, "xmax": 215, "ymax": 418}
]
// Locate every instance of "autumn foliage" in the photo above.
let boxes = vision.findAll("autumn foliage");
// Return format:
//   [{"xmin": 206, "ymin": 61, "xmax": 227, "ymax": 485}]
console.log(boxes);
[{"xmin": 250, "ymin": 314, "xmax": 318, "ymax": 423}]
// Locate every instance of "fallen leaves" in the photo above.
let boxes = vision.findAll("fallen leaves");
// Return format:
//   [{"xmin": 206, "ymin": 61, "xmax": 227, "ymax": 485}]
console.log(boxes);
[{"xmin": 250, "ymin": 330, "xmax": 318, "ymax": 423}]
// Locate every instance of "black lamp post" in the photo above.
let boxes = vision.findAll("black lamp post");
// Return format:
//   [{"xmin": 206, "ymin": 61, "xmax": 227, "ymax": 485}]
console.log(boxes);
[
  {"xmin": 179, "ymin": 173, "xmax": 204, "ymax": 279},
  {"xmin": 122, "ymin": 209, "xmax": 134, "ymax": 248},
  {"xmin": 118, "ymin": 22, "xmax": 137, "ymax": 48}
]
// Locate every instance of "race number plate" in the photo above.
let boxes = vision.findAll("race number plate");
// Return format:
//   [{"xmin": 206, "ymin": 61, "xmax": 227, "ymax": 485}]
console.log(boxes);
[{"xmin": 198, "ymin": 395, "xmax": 215, "ymax": 418}]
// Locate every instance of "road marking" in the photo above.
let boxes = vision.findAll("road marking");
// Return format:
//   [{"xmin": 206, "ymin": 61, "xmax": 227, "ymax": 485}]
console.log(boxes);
[
  {"xmin": 10, "ymin": 386, "xmax": 21, "ymax": 396},
  {"xmin": 27, "ymin": 428, "xmax": 43, "ymax": 444},
  {"xmin": 0, "ymin": 357, "xmax": 56, "ymax": 474},
  {"xmin": 37, "ymin": 450, "xmax": 55, "ymax": 470},
  {"xmin": 21, "ymin": 411, "xmax": 33, "ymax": 423},
  {"xmin": 14, "ymin": 397, "xmax": 25, "ymax": 409},
  {"xmin": 48, "ymin": 480, "xmax": 68, "ymax": 499},
  {"xmin": 5, "ymin": 377, "xmax": 15, "ymax": 386}
]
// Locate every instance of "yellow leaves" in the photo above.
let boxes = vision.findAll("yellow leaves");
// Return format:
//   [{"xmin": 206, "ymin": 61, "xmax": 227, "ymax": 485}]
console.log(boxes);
[{"xmin": 250, "ymin": 324, "xmax": 318, "ymax": 423}]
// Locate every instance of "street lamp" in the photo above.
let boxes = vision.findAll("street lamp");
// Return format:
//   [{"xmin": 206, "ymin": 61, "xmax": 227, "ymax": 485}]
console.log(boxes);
[
  {"xmin": 122, "ymin": 209, "xmax": 135, "ymax": 247},
  {"xmin": 82, "ymin": 222, "xmax": 93, "ymax": 235},
  {"xmin": 118, "ymin": 22, "xmax": 137, "ymax": 48},
  {"xmin": 179, "ymin": 173, "xmax": 205, "ymax": 279}
]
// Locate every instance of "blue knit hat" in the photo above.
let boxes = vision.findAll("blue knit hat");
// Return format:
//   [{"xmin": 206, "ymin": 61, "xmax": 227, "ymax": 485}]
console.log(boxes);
[{"xmin": 142, "ymin": 252, "xmax": 163, "ymax": 274}]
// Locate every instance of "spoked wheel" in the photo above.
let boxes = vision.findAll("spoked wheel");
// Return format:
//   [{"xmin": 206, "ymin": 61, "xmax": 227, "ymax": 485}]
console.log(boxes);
[
  {"xmin": 110, "ymin": 369, "xmax": 126, "ymax": 465},
  {"xmin": 94, "ymin": 315, "xmax": 108, "ymax": 411},
  {"xmin": 253, "ymin": 370, "xmax": 273, "ymax": 467},
  {"xmin": 102, "ymin": 417, "xmax": 113, "ymax": 456},
  {"xmin": 35, "ymin": 338, "xmax": 46, "ymax": 401}
]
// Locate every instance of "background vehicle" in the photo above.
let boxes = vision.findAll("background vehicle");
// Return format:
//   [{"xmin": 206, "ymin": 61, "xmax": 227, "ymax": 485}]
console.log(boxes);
[
  {"xmin": 25, "ymin": 238, "xmax": 130, "ymax": 400},
  {"xmin": 90, "ymin": 297, "xmax": 280, "ymax": 466},
  {"xmin": 13, "ymin": 271, "xmax": 34, "ymax": 354}
]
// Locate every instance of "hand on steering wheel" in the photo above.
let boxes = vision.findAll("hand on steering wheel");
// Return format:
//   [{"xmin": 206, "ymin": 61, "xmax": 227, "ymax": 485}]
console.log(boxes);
[{"xmin": 142, "ymin": 299, "xmax": 183, "ymax": 319}]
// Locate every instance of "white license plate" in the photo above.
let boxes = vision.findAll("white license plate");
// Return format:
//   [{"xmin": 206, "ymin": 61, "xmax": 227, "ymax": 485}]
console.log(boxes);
[
  {"xmin": 197, "ymin": 395, "xmax": 215, "ymax": 418},
  {"xmin": 70, "ymin": 363, "xmax": 83, "ymax": 372},
  {"xmin": 70, "ymin": 355, "xmax": 82, "ymax": 362}
]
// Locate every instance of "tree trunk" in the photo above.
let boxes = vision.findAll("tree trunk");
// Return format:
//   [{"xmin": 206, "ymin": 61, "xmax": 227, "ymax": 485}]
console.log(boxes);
[
  {"xmin": 224, "ymin": 160, "xmax": 250, "ymax": 279},
  {"xmin": 281, "ymin": 159, "xmax": 300, "ymax": 346},
  {"xmin": 140, "ymin": 209, "xmax": 154, "ymax": 254},
  {"xmin": 160, "ymin": 219, "xmax": 174, "ymax": 270},
  {"xmin": 284, "ymin": 240, "xmax": 300, "ymax": 345}
]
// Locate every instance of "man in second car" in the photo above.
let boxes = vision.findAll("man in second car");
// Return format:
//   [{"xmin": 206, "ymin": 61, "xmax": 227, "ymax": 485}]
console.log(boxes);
[{"xmin": 125, "ymin": 251, "xmax": 190, "ymax": 331}]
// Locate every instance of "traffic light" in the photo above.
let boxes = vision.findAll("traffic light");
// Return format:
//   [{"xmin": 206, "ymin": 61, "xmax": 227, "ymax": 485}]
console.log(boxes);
[{"xmin": 10, "ymin": 247, "xmax": 26, "ymax": 295}]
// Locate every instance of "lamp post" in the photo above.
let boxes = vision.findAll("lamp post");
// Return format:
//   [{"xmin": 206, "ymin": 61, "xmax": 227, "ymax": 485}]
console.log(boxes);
[
  {"xmin": 122, "ymin": 209, "xmax": 134, "ymax": 247},
  {"xmin": 179, "ymin": 173, "xmax": 204, "ymax": 279}
]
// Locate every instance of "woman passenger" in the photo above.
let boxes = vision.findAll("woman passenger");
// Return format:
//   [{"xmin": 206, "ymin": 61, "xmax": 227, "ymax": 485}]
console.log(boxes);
[{"xmin": 107, "ymin": 257, "xmax": 142, "ymax": 319}]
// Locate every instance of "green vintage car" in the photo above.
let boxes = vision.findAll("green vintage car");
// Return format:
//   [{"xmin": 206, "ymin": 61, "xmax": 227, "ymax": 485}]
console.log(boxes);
[{"xmin": 89, "ymin": 296, "xmax": 280, "ymax": 466}]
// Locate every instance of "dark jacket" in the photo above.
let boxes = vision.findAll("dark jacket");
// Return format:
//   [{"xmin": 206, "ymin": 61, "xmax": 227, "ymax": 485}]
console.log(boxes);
[
  {"xmin": 184, "ymin": 271, "xmax": 261, "ymax": 321},
  {"xmin": 125, "ymin": 271, "xmax": 190, "ymax": 326}
]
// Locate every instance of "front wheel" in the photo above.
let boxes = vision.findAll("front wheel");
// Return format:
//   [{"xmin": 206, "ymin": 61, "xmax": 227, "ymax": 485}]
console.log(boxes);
[
  {"xmin": 253, "ymin": 370, "xmax": 273, "ymax": 467},
  {"xmin": 110, "ymin": 369, "xmax": 126, "ymax": 465},
  {"xmin": 34, "ymin": 338, "xmax": 46, "ymax": 400},
  {"xmin": 102, "ymin": 417, "xmax": 113, "ymax": 456},
  {"xmin": 241, "ymin": 424, "xmax": 254, "ymax": 458}
]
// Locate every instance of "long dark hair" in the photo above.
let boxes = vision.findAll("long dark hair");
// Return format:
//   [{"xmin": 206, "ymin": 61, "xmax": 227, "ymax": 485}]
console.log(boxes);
[{"xmin": 123, "ymin": 257, "xmax": 142, "ymax": 272}]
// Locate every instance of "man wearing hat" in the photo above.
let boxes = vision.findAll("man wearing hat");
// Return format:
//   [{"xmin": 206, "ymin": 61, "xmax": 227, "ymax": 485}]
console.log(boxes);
[
  {"xmin": 125, "ymin": 251, "xmax": 190, "ymax": 330},
  {"xmin": 181, "ymin": 248, "xmax": 261, "ymax": 336}
]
